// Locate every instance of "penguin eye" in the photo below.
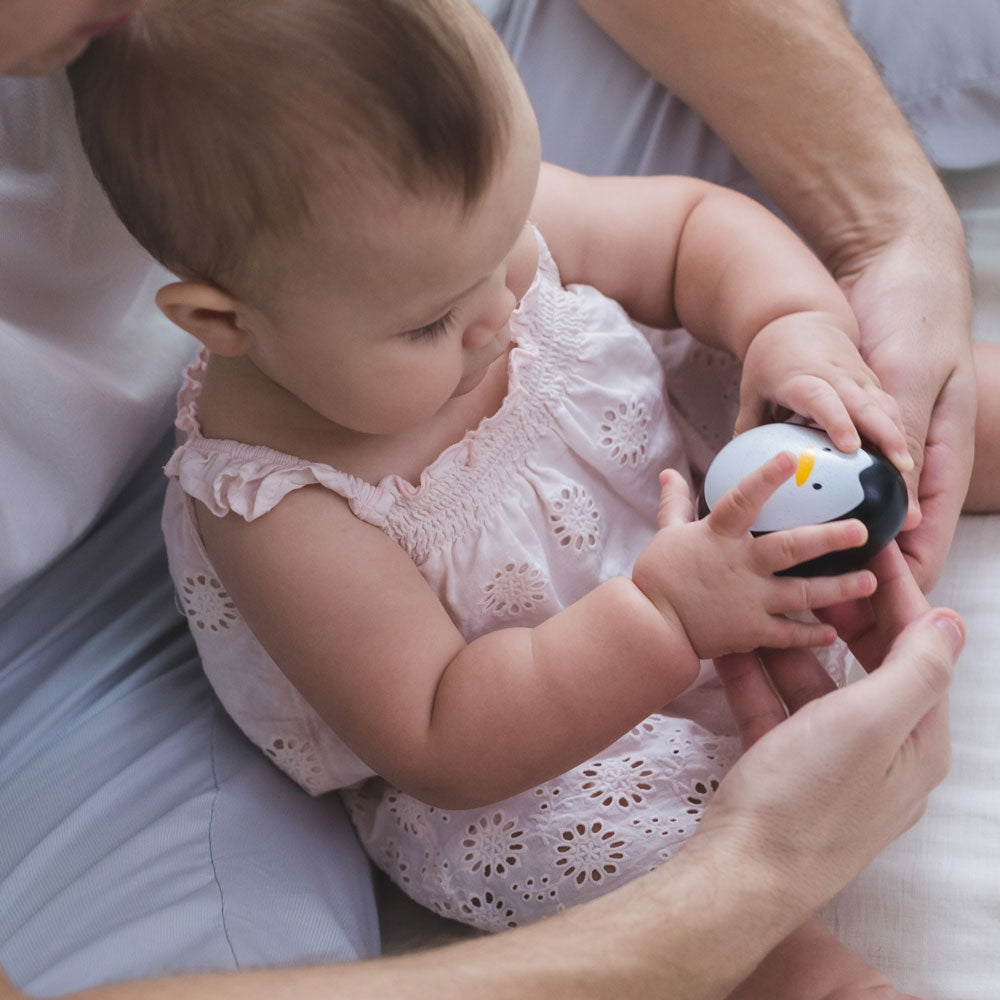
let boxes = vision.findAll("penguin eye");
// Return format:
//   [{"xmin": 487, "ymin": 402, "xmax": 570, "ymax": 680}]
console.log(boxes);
[
  {"xmin": 812, "ymin": 483, "xmax": 823, "ymax": 490},
  {"xmin": 822, "ymin": 447, "xmax": 833, "ymax": 452}
]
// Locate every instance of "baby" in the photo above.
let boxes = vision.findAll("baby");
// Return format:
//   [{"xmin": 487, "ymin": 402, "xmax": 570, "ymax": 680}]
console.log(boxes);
[{"xmin": 67, "ymin": 0, "xmax": 998, "ymax": 995}]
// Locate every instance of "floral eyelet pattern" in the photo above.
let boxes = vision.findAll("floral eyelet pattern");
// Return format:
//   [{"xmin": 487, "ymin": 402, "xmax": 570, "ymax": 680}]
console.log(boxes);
[
  {"xmin": 461, "ymin": 812, "xmax": 526, "ymax": 878},
  {"xmin": 178, "ymin": 573, "xmax": 238, "ymax": 632},
  {"xmin": 345, "ymin": 717, "xmax": 739, "ymax": 932},
  {"xmin": 458, "ymin": 890, "xmax": 517, "ymax": 931},
  {"xmin": 264, "ymin": 735, "xmax": 325, "ymax": 793},
  {"xmin": 554, "ymin": 821, "xmax": 627, "ymax": 885},
  {"xmin": 578, "ymin": 755, "xmax": 655, "ymax": 809},
  {"xmin": 481, "ymin": 561, "xmax": 548, "ymax": 617},
  {"xmin": 548, "ymin": 484, "xmax": 600, "ymax": 551},
  {"xmin": 598, "ymin": 399, "xmax": 651, "ymax": 467}
]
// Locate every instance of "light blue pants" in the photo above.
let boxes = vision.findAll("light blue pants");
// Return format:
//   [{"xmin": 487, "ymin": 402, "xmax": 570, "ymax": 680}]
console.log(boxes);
[{"xmin": 0, "ymin": 433, "xmax": 379, "ymax": 995}]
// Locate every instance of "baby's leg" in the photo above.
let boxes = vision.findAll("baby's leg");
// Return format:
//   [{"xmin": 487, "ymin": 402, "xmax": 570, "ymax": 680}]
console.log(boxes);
[
  {"xmin": 342, "ymin": 713, "xmax": 739, "ymax": 931},
  {"xmin": 728, "ymin": 919, "xmax": 920, "ymax": 1000},
  {"xmin": 965, "ymin": 341, "xmax": 1000, "ymax": 512}
]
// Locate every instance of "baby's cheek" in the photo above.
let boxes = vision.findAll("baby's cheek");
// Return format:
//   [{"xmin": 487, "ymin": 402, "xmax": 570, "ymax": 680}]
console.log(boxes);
[{"xmin": 507, "ymin": 224, "xmax": 540, "ymax": 304}]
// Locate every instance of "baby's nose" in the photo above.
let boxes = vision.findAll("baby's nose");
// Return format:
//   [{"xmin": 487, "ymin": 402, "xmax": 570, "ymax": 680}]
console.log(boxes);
[{"xmin": 463, "ymin": 284, "xmax": 516, "ymax": 348}]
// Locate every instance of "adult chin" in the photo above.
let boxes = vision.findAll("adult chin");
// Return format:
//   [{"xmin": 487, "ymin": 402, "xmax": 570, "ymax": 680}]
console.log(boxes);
[
  {"xmin": 2, "ymin": 36, "xmax": 91, "ymax": 75},
  {"xmin": 0, "ymin": 5, "xmax": 136, "ymax": 76}
]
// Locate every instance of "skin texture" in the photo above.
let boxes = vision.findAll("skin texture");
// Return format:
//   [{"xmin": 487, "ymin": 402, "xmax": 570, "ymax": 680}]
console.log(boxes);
[
  {"xmin": 98, "ymin": 7, "xmax": 984, "ymax": 993},
  {"xmin": 0, "ymin": 1, "xmax": 978, "ymax": 997},
  {"xmin": 577, "ymin": 0, "xmax": 977, "ymax": 591},
  {"xmin": 163, "ymin": 83, "xmax": 892, "ymax": 810},
  {"xmin": 965, "ymin": 341, "xmax": 1000, "ymax": 512},
  {"xmin": 0, "ymin": 0, "xmax": 142, "ymax": 74}
]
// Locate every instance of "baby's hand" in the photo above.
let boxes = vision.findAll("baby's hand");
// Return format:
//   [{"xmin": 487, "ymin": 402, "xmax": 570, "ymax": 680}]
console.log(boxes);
[
  {"xmin": 632, "ymin": 454, "xmax": 877, "ymax": 660},
  {"xmin": 737, "ymin": 312, "xmax": 913, "ymax": 474}
]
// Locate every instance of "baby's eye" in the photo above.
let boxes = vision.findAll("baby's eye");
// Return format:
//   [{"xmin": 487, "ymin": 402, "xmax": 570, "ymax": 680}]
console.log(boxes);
[{"xmin": 406, "ymin": 309, "xmax": 456, "ymax": 343}]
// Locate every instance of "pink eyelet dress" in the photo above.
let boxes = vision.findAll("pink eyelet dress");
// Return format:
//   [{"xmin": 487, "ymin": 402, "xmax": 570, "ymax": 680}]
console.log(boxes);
[{"xmin": 162, "ymin": 227, "xmax": 747, "ymax": 930}]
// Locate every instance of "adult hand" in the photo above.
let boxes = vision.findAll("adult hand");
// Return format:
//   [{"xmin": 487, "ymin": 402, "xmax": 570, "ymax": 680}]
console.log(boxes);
[
  {"xmin": 833, "ymin": 210, "xmax": 975, "ymax": 590},
  {"xmin": 718, "ymin": 541, "xmax": 931, "ymax": 752},
  {"xmin": 575, "ymin": 0, "xmax": 976, "ymax": 590},
  {"xmin": 711, "ymin": 605, "xmax": 962, "ymax": 913},
  {"xmin": 816, "ymin": 541, "xmax": 931, "ymax": 672}
]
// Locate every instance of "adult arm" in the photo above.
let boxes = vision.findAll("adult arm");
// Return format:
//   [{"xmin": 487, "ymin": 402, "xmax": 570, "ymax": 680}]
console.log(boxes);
[
  {"xmin": 2, "ymin": 607, "xmax": 960, "ymax": 1000},
  {"xmin": 576, "ymin": 0, "xmax": 976, "ymax": 589}
]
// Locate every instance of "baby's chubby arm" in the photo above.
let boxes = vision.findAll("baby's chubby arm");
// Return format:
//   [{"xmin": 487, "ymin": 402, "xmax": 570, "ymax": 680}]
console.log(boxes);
[
  {"xmin": 196, "ymin": 458, "xmax": 873, "ymax": 811},
  {"xmin": 196, "ymin": 485, "xmax": 698, "ymax": 810},
  {"xmin": 532, "ymin": 164, "xmax": 911, "ymax": 471}
]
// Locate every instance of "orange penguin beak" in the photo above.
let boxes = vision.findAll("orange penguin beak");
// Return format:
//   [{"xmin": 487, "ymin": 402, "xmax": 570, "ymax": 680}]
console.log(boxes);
[{"xmin": 795, "ymin": 446, "xmax": 816, "ymax": 486}]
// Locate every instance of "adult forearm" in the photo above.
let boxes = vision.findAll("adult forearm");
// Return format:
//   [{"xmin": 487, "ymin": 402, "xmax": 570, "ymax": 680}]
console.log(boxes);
[
  {"xmin": 36, "ymin": 839, "xmax": 792, "ymax": 1000},
  {"xmin": 576, "ymin": 0, "xmax": 957, "ymax": 268}
]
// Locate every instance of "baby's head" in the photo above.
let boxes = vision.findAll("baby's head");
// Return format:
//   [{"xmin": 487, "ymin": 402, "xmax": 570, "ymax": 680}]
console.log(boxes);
[
  {"xmin": 69, "ymin": 0, "xmax": 542, "ymax": 436},
  {"xmin": 69, "ymin": 0, "xmax": 517, "ymax": 303}
]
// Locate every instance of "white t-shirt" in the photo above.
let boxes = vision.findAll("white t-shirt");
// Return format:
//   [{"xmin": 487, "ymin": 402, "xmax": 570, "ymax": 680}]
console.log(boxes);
[{"xmin": 0, "ymin": 73, "xmax": 195, "ymax": 602}]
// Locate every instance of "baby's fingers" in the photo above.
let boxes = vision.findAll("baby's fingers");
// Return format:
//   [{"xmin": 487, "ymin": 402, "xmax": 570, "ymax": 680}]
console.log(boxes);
[
  {"xmin": 656, "ymin": 468, "xmax": 695, "ymax": 529},
  {"xmin": 754, "ymin": 518, "xmax": 868, "ymax": 576},
  {"xmin": 843, "ymin": 389, "xmax": 914, "ymax": 475},
  {"xmin": 781, "ymin": 374, "xmax": 861, "ymax": 455},
  {"xmin": 759, "ymin": 616, "xmax": 838, "ymax": 649},
  {"xmin": 768, "ymin": 567, "xmax": 878, "ymax": 619},
  {"xmin": 707, "ymin": 451, "xmax": 797, "ymax": 537}
]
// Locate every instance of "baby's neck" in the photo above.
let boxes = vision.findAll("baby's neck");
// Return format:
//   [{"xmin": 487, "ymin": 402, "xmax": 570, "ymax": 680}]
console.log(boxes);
[{"xmin": 195, "ymin": 350, "xmax": 511, "ymax": 486}]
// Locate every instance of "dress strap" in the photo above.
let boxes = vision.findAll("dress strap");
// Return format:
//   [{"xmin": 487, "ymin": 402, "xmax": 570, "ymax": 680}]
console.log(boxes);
[{"xmin": 165, "ymin": 350, "xmax": 395, "ymax": 527}]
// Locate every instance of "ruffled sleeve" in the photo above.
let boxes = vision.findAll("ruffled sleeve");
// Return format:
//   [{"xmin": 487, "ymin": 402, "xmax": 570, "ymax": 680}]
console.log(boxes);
[{"xmin": 164, "ymin": 351, "xmax": 395, "ymax": 527}]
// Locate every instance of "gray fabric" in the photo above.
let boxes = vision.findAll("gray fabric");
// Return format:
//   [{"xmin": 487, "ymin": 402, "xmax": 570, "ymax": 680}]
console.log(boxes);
[
  {"xmin": 480, "ymin": 0, "xmax": 1000, "ymax": 177},
  {"xmin": 0, "ymin": 432, "xmax": 379, "ymax": 995},
  {"xmin": 842, "ymin": 0, "xmax": 1000, "ymax": 170}
]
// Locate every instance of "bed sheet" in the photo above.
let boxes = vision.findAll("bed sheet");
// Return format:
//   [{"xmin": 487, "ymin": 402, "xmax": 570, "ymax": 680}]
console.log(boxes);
[{"xmin": 820, "ymin": 165, "xmax": 1000, "ymax": 1000}]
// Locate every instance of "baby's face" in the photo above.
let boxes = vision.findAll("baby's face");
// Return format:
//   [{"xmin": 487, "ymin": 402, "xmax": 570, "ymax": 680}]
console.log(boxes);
[
  {"xmin": 0, "ymin": 0, "xmax": 139, "ymax": 74},
  {"xmin": 243, "ymin": 67, "xmax": 542, "ymax": 438}
]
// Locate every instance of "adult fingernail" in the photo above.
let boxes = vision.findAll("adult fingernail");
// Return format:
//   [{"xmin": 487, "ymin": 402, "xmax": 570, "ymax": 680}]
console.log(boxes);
[{"xmin": 933, "ymin": 614, "xmax": 965, "ymax": 655}]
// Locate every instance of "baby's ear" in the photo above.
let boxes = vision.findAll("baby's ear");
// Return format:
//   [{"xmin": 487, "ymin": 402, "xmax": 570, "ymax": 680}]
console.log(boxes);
[{"xmin": 156, "ymin": 281, "xmax": 256, "ymax": 357}]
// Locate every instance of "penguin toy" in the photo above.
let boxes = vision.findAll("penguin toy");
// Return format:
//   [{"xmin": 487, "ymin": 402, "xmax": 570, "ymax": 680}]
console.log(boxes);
[{"xmin": 700, "ymin": 423, "xmax": 908, "ymax": 576}]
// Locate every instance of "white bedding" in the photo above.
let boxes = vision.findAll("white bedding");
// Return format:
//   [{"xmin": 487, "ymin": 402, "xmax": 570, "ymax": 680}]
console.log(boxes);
[{"xmin": 821, "ymin": 166, "xmax": 1000, "ymax": 999}]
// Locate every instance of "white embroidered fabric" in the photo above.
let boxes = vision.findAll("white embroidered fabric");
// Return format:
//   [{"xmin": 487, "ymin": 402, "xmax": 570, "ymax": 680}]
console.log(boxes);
[
  {"xmin": 343, "ymin": 710, "xmax": 738, "ymax": 928},
  {"xmin": 161, "ymin": 226, "xmax": 853, "ymax": 930}
]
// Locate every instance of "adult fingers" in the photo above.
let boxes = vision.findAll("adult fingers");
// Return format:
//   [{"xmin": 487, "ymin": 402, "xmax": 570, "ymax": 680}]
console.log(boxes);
[
  {"xmin": 715, "ymin": 651, "xmax": 787, "ymax": 749},
  {"xmin": 895, "ymin": 367, "xmax": 975, "ymax": 589},
  {"xmin": 819, "ymin": 543, "xmax": 929, "ymax": 671},
  {"xmin": 756, "ymin": 646, "xmax": 838, "ymax": 714},
  {"xmin": 849, "ymin": 608, "xmax": 963, "ymax": 741}
]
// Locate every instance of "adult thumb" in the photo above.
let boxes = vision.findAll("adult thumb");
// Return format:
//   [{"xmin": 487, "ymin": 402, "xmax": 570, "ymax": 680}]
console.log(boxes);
[{"xmin": 869, "ymin": 608, "xmax": 964, "ymax": 733}]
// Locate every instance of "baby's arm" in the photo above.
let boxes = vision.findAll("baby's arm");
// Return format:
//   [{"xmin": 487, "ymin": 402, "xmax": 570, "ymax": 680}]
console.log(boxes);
[
  {"xmin": 195, "ymin": 457, "xmax": 873, "ymax": 810},
  {"xmin": 532, "ymin": 164, "xmax": 911, "ymax": 469},
  {"xmin": 196, "ymin": 486, "xmax": 693, "ymax": 809}
]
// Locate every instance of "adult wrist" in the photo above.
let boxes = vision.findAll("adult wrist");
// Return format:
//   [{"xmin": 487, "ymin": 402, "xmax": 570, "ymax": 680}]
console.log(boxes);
[{"xmin": 595, "ymin": 830, "xmax": 804, "ymax": 997}]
